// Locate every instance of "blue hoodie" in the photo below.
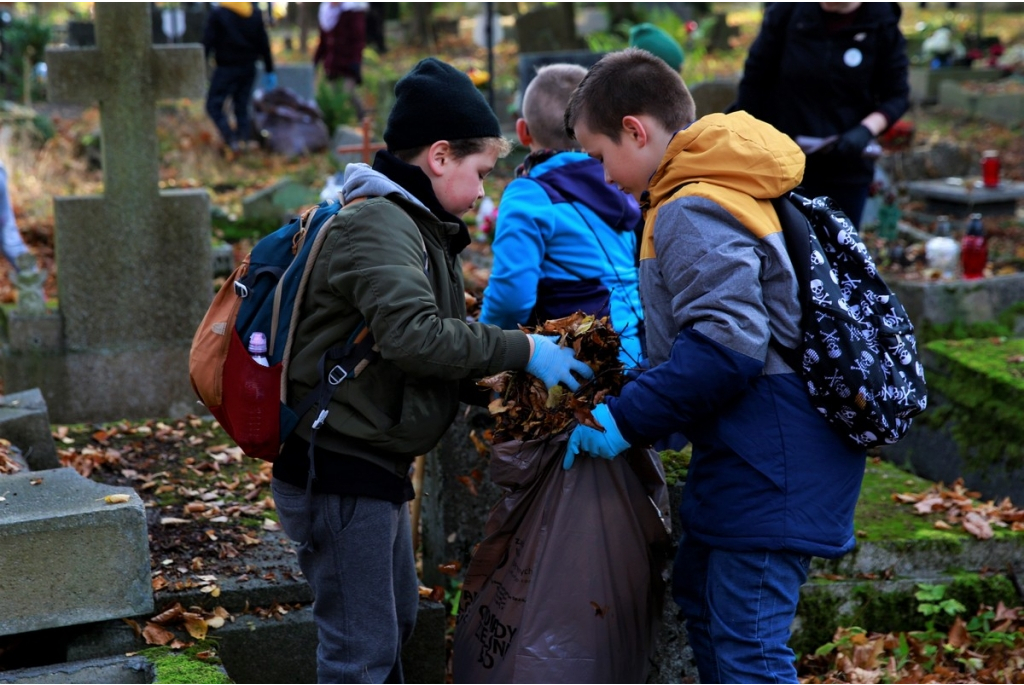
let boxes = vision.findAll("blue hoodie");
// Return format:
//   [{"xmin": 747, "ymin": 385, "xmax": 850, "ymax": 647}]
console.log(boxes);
[{"xmin": 481, "ymin": 152, "xmax": 644, "ymax": 368}]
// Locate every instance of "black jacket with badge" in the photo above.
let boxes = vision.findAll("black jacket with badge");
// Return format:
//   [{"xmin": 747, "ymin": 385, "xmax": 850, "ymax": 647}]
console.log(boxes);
[
  {"xmin": 729, "ymin": 2, "xmax": 909, "ymax": 187},
  {"xmin": 272, "ymin": 152, "xmax": 531, "ymax": 499}
]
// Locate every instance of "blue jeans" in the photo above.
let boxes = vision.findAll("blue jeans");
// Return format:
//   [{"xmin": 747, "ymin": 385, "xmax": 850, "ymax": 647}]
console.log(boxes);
[
  {"xmin": 672, "ymin": 535, "xmax": 811, "ymax": 684},
  {"xmin": 272, "ymin": 479, "xmax": 418, "ymax": 683}
]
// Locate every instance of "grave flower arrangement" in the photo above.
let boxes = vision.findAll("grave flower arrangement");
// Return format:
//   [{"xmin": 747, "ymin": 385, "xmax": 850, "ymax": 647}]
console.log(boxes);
[{"xmin": 477, "ymin": 312, "xmax": 625, "ymax": 444}]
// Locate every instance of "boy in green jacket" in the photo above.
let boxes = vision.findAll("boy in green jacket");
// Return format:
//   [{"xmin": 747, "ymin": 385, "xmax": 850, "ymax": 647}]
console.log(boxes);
[{"xmin": 271, "ymin": 58, "xmax": 592, "ymax": 683}]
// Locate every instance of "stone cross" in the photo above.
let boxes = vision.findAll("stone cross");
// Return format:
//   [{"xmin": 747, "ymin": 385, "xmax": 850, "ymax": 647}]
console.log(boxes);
[{"xmin": 17, "ymin": 3, "xmax": 212, "ymax": 421}]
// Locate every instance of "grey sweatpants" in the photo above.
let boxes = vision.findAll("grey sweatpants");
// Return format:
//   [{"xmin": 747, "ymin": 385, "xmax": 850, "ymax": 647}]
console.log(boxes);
[{"xmin": 272, "ymin": 478, "xmax": 418, "ymax": 683}]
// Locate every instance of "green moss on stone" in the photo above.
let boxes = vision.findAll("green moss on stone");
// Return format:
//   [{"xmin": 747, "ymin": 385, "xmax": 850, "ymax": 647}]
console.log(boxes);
[
  {"xmin": 794, "ymin": 572, "xmax": 1019, "ymax": 658},
  {"xmin": 917, "ymin": 302, "xmax": 1024, "ymax": 345},
  {"xmin": 923, "ymin": 338, "xmax": 1024, "ymax": 470},
  {"xmin": 140, "ymin": 645, "xmax": 233, "ymax": 685},
  {"xmin": 852, "ymin": 459, "xmax": 970, "ymax": 543},
  {"xmin": 944, "ymin": 572, "xmax": 1019, "ymax": 616}
]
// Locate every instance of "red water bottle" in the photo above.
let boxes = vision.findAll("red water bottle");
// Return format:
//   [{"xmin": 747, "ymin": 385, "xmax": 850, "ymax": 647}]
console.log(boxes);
[
  {"xmin": 960, "ymin": 213, "xmax": 987, "ymax": 280},
  {"xmin": 982, "ymin": 150, "xmax": 1000, "ymax": 188}
]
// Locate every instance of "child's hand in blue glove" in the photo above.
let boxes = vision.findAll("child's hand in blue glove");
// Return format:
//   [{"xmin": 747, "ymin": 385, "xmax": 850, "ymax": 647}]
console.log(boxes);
[
  {"xmin": 564, "ymin": 403, "xmax": 630, "ymax": 469},
  {"xmin": 263, "ymin": 72, "xmax": 278, "ymax": 91},
  {"xmin": 525, "ymin": 334, "xmax": 593, "ymax": 392}
]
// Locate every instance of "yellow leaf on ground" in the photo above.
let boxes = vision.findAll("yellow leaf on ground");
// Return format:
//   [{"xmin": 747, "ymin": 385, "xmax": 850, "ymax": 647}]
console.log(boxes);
[
  {"xmin": 103, "ymin": 494, "xmax": 131, "ymax": 504},
  {"xmin": 183, "ymin": 613, "xmax": 208, "ymax": 640}
]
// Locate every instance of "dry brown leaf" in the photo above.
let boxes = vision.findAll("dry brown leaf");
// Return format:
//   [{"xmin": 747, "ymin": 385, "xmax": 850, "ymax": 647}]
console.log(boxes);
[
  {"xmin": 151, "ymin": 602, "xmax": 184, "ymax": 625},
  {"xmin": 962, "ymin": 511, "xmax": 993, "ymax": 539},
  {"xmin": 142, "ymin": 622, "xmax": 175, "ymax": 646}
]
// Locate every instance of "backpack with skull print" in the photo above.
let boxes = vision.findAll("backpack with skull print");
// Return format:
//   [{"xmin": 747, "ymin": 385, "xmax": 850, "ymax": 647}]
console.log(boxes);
[{"xmin": 769, "ymin": 192, "xmax": 928, "ymax": 449}]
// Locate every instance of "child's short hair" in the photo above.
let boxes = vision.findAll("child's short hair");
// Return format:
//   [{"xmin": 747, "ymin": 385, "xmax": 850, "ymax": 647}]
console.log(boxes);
[
  {"xmin": 564, "ymin": 47, "xmax": 696, "ymax": 143},
  {"xmin": 391, "ymin": 136, "xmax": 513, "ymax": 163},
  {"xmin": 522, "ymin": 64, "xmax": 587, "ymax": 150}
]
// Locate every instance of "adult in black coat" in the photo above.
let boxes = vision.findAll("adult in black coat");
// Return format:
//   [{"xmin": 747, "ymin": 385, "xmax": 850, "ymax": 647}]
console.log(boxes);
[
  {"xmin": 728, "ymin": 2, "xmax": 909, "ymax": 227},
  {"xmin": 202, "ymin": 2, "xmax": 276, "ymax": 152}
]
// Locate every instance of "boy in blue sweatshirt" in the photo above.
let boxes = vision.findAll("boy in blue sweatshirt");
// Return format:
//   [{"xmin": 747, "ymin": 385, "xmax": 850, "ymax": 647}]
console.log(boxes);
[
  {"xmin": 563, "ymin": 48, "xmax": 867, "ymax": 683},
  {"xmin": 480, "ymin": 64, "xmax": 644, "ymax": 368}
]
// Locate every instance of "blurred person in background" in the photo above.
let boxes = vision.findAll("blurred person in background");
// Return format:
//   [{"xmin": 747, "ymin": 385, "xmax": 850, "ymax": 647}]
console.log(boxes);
[
  {"xmin": 202, "ymin": 1, "xmax": 276, "ymax": 153},
  {"xmin": 314, "ymin": 2, "xmax": 368, "ymax": 120},
  {"xmin": 728, "ymin": 2, "xmax": 909, "ymax": 227}
]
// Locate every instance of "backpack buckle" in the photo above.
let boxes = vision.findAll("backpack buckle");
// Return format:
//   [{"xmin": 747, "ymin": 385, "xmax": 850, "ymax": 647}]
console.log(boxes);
[
  {"xmin": 312, "ymin": 408, "xmax": 329, "ymax": 429},
  {"xmin": 233, "ymin": 281, "xmax": 249, "ymax": 298},
  {"xmin": 328, "ymin": 365, "xmax": 348, "ymax": 385}
]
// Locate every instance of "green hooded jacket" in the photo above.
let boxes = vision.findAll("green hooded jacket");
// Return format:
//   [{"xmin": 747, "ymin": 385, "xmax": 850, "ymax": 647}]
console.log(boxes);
[{"xmin": 286, "ymin": 162, "xmax": 531, "ymax": 474}]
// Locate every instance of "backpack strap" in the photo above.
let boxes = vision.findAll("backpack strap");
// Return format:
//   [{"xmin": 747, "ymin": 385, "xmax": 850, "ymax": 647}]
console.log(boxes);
[
  {"xmin": 768, "ymin": 192, "xmax": 814, "ymax": 373},
  {"xmin": 290, "ymin": 194, "xmax": 429, "ymax": 543}
]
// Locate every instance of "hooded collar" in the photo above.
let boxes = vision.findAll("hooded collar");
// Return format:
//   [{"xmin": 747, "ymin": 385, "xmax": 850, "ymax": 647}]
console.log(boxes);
[
  {"xmin": 647, "ymin": 111, "xmax": 805, "ymax": 211},
  {"xmin": 220, "ymin": 2, "xmax": 253, "ymax": 18},
  {"xmin": 341, "ymin": 151, "xmax": 472, "ymax": 256}
]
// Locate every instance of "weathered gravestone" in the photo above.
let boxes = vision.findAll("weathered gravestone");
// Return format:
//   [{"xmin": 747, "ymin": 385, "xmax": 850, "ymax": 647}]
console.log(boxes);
[
  {"xmin": 0, "ymin": 467, "xmax": 152, "ymax": 636},
  {"xmin": 515, "ymin": 5, "xmax": 587, "ymax": 55},
  {"xmin": 255, "ymin": 63, "xmax": 316, "ymax": 102},
  {"xmin": 1, "ymin": 4, "xmax": 210, "ymax": 423},
  {"xmin": 690, "ymin": 78, "xmax": 739, "ymax": 118}
]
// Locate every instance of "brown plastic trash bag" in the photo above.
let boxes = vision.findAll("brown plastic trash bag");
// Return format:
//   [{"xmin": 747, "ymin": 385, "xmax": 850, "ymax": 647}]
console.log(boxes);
[
  {"xmin": 253, "ymin": 86, "xmax": 330, "ymax": 157},
  {"xmin": 453, "ymin": 432, "xmax": 671, "ymax": 684}
]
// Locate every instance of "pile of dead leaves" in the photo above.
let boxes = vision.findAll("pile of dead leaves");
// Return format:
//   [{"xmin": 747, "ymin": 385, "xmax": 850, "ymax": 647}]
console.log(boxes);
[
  {"xmin": 892, "ymin": 478, "xmax": 1024, "ymax": 540},
  {"xmin": 128, "ymin": 601, "xmax": 234, "ymax": 649},
  {"xmin": 56, "ymin": 417, "xmax": 287, "ymax": 588},
  {"xmin": 477, "ymin": 312, "xmax": 624, "ymax": 444},
  {"xmin": 800, "ymin": 604, "xmax": 1024, "ymax": 684}
]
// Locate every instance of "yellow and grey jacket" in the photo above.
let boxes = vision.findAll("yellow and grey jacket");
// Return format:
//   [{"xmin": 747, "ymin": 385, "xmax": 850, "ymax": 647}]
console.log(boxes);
[{"xmin": 609, "ymin": 112, "xmax": 867, "ymax": 558}]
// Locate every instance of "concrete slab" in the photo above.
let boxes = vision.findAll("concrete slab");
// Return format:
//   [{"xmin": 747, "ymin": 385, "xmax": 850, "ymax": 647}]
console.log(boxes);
[
  {"xmin": 0, "ymin": 655, "xmax": 154, "ymax": 684},
  {"xmin": 63, "ymin": 601, "xmax": 447, "ymax": 684},
  {"xmin": 889, "ymin": 271, "xmax": 1024, "ymax": 328},
  {"xmin": 0, "ymin": 389, "xmax": 59, "ymax": 470},
  {"xmin": 0, "ymin": 468, "xmax": 153, "ymax": 636},
  {"xmin": 906, "ymin": 178, "xmax": 1024, "ymax": 218}
]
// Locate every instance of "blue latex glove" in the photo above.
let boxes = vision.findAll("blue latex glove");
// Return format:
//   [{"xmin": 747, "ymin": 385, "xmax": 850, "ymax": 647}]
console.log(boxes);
[
  {"xmin": 525, "ymin": 334, "xmax": 594, "ymax": 392},
  {"xmin": 263, "ymin": 72, "xmax": 278, "ymax": 91},
  {"xmin": 564, "ymin": 403, "xmax": 630, "ymax": 469}
]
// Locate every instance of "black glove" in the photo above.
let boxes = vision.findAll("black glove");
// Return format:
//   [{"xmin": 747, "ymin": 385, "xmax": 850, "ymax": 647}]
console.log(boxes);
[{"xmin": 835, "ymin": 124, "xmax": 874, "ymax": 158}]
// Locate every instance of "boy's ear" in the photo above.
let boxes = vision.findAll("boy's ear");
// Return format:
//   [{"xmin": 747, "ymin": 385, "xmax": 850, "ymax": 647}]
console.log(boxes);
[
  {"xmin": 515, "ymin": 118, "xmax": 532, "ymax": 147},
  {"xmin": 622, "ymin": 115, "xmax": 649, "ymax": 148},
  {"xmin": 425, "ymin": 140, "xmax": 452, "ymax": 177}
]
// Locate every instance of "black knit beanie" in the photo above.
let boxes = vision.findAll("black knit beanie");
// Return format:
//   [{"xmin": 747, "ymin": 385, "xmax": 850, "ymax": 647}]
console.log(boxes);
[{"xmin": 384, "ymin": 58, "xmax": 501, "ymax": 151}]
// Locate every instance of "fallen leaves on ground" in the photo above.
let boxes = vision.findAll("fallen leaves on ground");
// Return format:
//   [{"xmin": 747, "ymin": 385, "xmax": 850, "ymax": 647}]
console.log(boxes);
[
  {"xmin": 800, "ymin": 605, "xmax": 1024, "ymax": 684},
  {"xmin": 55, "ymin": 416, "xmax": 291, "ymax": 589},
  {"xmin": 478, "ymin": 312, "xmax": 624, "ymax": 444},
  {"xmin": 892, "ymin": 477, "xmax": 1024, "ymax": 539},
  {"xmin": 127, "ymin": 602, "xmax": 235, "ymax": 649},
  {"xmin": 0, "ymin": 439, "xmax": 22, "ymax": 474}
]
